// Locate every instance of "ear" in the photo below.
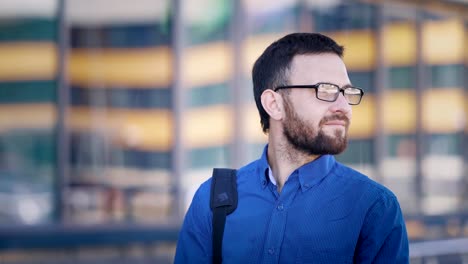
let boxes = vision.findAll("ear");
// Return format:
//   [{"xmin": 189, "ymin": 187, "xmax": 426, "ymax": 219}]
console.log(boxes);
[{"xmin": 261, "ymin": 89, "xmax": 284, "ymax": 121}]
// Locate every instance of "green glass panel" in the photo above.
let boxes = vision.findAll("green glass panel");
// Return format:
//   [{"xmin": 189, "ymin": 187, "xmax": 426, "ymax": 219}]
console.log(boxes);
[
  {"xmin": 388, "ymin": 67, "xmax": 415, "ymax": 89},
  {"xmin": 0, "ymin": 129, "xmax": 56, "ymax": 169},
  {"xmin": 430, "ymin": 64, "xmax": 464, "ymax": 88},
  {"xmin": 349, "ymin": 71, "xmax": 374, "ymax": 92},
  {"xmin": 0, "ymin": 19, "xmax": 57, "ymax": 42},
  {"xmin": 0, "ymin": 81, "xmax": 56, "ymax": 103},
  {"xmin": 186, "ymin": 0, "xmax": 231, "ymax": 45},
  {"xmin": 188, "ymin": 146, "xmax": 229, "ymax": 168},
  {"xmin": 188, "ymin": 83, "xmax": 229, "ymax": 107},
  {"xmin": 336, "ymin": 139, "xmax": 374, "ymax": 164},
  {"xmin": 387, "ymin": 134, "xmax": 416, "ymax": 157},
  {"xmin": 426, "ymin": 133, "xmax": 463, "ymax": 155}
]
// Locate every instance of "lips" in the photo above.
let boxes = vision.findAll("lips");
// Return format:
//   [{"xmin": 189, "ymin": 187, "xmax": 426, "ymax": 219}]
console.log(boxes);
[
  {"xmin": 324, "ymin": 120, "xmax": 346, "ymax": 126},
  {"xmin": 320, "ymin": 115, "xmax": 349, "ymax": 127}
]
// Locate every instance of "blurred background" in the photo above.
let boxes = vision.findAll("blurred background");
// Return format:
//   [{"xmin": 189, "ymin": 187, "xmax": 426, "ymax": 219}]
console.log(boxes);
[{"xmin": 0, "ymin": 0, "xmax": 466, "ymax": 263}]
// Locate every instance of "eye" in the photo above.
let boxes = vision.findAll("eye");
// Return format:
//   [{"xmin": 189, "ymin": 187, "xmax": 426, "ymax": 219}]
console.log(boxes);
[
  {"xmin": 317, "ymin": 84, "xmax": 339, "ymax": 94},
  {"xmin": 345, "ymin": 87, "xmax": 361, "ymax": 95}
]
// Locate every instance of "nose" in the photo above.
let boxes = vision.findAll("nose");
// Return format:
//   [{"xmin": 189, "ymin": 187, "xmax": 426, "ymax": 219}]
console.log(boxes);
[{"xmin": 330, "ymin": 92, "xmax": 352, "ymax": 115}]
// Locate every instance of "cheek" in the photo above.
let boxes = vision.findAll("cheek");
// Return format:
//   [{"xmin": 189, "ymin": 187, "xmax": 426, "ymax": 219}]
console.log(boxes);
[
  {"xmin": 294, "ymin": 98, "xmax": 329, "ymax": 126},
  {"xmin": 301, "ymin": 112, "xmax": 322, "ymax": 128}
]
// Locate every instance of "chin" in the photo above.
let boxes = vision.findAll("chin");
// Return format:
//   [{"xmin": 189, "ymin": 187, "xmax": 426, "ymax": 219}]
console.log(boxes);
[{"xmin": 324, "ymin": 128, "xmax": 346, "ymax": 139}]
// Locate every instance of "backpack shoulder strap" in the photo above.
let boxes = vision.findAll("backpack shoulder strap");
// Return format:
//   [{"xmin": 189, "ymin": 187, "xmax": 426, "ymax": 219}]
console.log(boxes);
[{"xmin": 210, "ymin": 168, "xmax": 237, "ymax": 264}]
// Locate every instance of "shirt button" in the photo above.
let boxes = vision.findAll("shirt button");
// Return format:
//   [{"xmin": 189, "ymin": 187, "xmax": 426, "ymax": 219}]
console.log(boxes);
[
  {"xmin": 277, "ymin": 204, "xmax": 284, "ymax": 211},
  {"xmin": 262, "ymin": 180, "xmax": 267, "ymax": 186},
  {"xmin": 268, "ymin": 248, "xmax": 275, "ymax": 255}
]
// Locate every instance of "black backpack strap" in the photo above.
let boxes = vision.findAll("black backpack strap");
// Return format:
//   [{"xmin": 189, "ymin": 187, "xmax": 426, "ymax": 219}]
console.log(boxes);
[{"xmin": 210, "ymin": 168, "xmax": 238, "ymax": 264}]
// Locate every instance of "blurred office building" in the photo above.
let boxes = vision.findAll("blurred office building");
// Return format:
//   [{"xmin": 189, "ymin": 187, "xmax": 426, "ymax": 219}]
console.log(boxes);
[{"xmin": 0, "ymin": 0, "xmax": 466, "ymax": 263}]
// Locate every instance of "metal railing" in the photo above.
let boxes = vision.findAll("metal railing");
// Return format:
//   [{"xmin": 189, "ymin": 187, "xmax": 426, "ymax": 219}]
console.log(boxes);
[
  {"xmin": 410, "ymin": 238, "xmax": 468, "ymax": 263},
  {"xmin": 1, "ymin": 221, "xmax": 468, "ymax": 263}
]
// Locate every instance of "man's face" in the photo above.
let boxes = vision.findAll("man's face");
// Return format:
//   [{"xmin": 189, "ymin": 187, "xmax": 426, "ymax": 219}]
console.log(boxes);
[{"xmin": 281, "ymin": 53, "xmax": 353, "ymax": 156}]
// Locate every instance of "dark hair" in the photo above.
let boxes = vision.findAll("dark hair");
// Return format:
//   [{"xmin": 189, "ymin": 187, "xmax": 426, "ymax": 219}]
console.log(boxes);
[{"xmin": 252, "ymin": 32, "xmax": 344, "ymax": 133}]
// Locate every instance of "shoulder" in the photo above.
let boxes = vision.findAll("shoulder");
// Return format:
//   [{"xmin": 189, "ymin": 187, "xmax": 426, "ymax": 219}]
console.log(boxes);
[
  {"xmin": 190, "ymin": 159, "xmax": 260, "ymax": 206},
  {"xmin": 188, "ymin": 177, "xmax": 211, "ymax": 214},
  {"xmin": 331, "ymin": 162, "xmax": 400, "ymax": 206},
  {"xmin": 330, "ymin": 163, "xmax": 405, "ymax": 232},
  {"xmin": 339, "ymin": 166, "xmax": 410, "ymax": 262},
  {"xmin": 236, "ymin": 159, "xmax": 259, "ymax": 182}
]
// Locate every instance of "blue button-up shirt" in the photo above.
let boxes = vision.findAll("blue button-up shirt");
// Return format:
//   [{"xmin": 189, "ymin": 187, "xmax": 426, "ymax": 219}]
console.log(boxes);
[{"xmin": 175, "ymin": 146, "xmax": 409, "ymax": 263}]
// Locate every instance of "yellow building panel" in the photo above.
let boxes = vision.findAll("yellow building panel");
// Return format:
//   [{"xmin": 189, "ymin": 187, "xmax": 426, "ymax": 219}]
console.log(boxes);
[
  {"xmin": 0, "ymin": 42, "xmax": 57, "ymax": 81},
  {"xmin": 242, "ymin": 31, "xmax": 377, "ymax": 74},
  {"xmin": 242, "ymin": 34, "xmax": 284, "ymax": 75},
  {"xmin": 185, "ymin": 105, "xmax": 232, "ymax": 148},
  {"xmin": 382, "ymin": 90, "xmax": 417, "ymax": 133},
  {"xmin": 69, "ymin": 107, "xmax": 172, "ymax": 151},
  {"xmin": 2, "ymin": 93, "xmax": 462, "ymax": 152},
  {"xmin": 243, "ymin": 104, "xmax": 267, "ymax": 143},
  {"xmin": 423, "ymin": 88, "xmax": 465, "ymax": 133},
  {"xmin": 466, "ymin": 94, "xmax": 468, "ymax": 133},
  {"xmin": 329, "ymin": 30, "xmax": 376, "ymax": 71},
  {"xmin": 0, "ymin": 105, "xmax": 172, "ymax": 151},
  {"xmin": 69, "ymin": 47, "xmax": 172, "ymax": 88},
  {"xmin": 184, "ymin": 42, "xmax": 233, "ymax": 87},
  {"xmin": 466, "ymin": 30, "xmax": 468, "ymax": 64},
  {"xmin": 383, "ymin": 22, "xmax": 417, "ymax": 66},
  {"xmin": 0, "ymin": 104, "xmax": 56, "ymax": 132},
  {"xmin": 348, "ymin": 94, "xmax": 376, "ymax": 139},
  {"xmin": 423, "ymin": 19, "xmax": 465, "ymax": 65}
]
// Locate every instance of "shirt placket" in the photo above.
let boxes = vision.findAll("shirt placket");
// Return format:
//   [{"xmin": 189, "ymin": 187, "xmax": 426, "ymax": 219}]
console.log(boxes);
[{"xmin": 262, "ymin": 173, "xmax": 300, "ymax": 263}]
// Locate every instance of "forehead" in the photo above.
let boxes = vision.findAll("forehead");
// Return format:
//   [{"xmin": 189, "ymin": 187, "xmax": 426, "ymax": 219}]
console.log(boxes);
[{"xmin": 288, "ymin": 53, "xmax": 350, "ymax": 86}]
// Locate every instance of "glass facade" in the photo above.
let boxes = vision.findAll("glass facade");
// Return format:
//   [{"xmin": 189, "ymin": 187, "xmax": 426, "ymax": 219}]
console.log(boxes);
[
  {"xmin": 0, "ymin": 0, "xmax": 466, "ymax": 262},
  {"xmin": 66, "ymin": 0, "xmax": 173, "ymax": 224},
  {"xmin": 0, "ymin": 0, "xmax": 58, "ymax": 225}
]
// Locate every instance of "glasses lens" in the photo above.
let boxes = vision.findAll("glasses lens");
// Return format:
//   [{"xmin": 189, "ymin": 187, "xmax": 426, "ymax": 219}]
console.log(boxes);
[
  {"xmin": 344, "ymin": 87, "xmax": 362, "ymax": 105},
  {"xmin": 317, "ymin": 83, "xmax": 339, "ymax": 101}
]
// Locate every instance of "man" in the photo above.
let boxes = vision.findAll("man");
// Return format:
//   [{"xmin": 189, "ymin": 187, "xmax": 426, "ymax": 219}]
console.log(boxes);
[{"xmin": 175, "ymin": 33, "xmax": 409, "ymax": 263}]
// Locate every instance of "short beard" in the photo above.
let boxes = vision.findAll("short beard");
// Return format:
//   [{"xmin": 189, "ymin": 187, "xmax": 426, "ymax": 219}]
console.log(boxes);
[{"xmin": 282, "ymin": 97, "xmax": 349, "ymax": 156}]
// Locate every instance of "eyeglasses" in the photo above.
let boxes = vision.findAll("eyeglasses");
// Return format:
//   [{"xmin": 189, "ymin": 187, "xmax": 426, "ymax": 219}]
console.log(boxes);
[{"xmin": 274, "ymin": 82, "xmax": 364, "ymax": 105}]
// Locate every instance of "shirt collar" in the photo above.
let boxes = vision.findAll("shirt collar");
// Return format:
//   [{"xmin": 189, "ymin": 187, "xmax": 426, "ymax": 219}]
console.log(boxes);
[
  {"xmin": 257, "ymin": 144, "xmax": 336, "ymax": 191},
  {"xmin": 268, "ymin": 165, "xmax": 277, "ymax": 186},
  {"xmin": 257, "ymin": 145, "xmax": 270, "ymax": 189}
]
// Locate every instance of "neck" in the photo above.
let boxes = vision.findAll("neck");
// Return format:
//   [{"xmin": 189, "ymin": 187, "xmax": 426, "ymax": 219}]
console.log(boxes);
[{"xmin": 267, "ymin": 133, "xmax": 319, "ymax": 192}]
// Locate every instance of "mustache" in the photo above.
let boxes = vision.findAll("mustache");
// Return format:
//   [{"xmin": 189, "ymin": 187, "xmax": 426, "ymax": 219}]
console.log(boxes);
[{"xmin": 319, "ymin": 114, "xmax": 350, "ymax": 126}]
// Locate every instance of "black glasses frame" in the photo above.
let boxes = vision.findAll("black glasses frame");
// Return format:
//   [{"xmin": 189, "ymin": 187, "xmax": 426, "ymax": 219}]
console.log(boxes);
[{"xmin": 274, "ymin": 82, "xmax": 364, "ymax": 105}]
